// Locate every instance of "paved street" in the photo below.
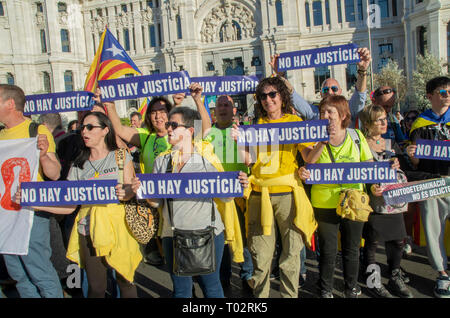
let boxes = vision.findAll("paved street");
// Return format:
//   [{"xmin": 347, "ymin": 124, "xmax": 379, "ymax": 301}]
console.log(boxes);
[
  {"xmin": 0, "ymin": 242, "xmax": 445, "ymax": 299},
  {"xmin": 133, "ymin": 243, "xmax": 442, "ymax": 299}
]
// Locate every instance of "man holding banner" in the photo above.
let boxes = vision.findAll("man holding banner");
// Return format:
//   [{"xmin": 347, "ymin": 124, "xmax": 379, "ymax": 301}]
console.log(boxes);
[
  {"xmin": 270, "ymin": 47, "xmax": 371, "ymax": 128},
  {"xmin": 0, "ymin": 84, "xmax": 63, "ymax": 298},
  {"xmin": 406, "ymin": 76, "xmax": 450, "ymax": 298},
  {"xmin": 204, "ymin": 95, "xmax": 254, "ymax": 293}
]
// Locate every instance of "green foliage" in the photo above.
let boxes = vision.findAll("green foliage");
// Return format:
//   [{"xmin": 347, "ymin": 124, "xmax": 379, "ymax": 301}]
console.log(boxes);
[
  {"xmin": 373, "ymin": 60, "xmax": 407, "ymax": 111},
  {"xmin": 412, "ymin": 52, "xmax": 449, "ymax": 112}
]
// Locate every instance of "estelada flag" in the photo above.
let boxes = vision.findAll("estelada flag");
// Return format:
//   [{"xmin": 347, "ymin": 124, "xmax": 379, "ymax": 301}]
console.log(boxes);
[{"xmin": 84, "ymin": 27, "xmax": 141, "ymax": 92}]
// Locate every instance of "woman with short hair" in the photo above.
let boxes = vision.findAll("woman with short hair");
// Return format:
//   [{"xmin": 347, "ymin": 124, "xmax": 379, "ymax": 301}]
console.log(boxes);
[{"xmin": 298, "ymin": 95, "xmax": 373, "ymax": 298}]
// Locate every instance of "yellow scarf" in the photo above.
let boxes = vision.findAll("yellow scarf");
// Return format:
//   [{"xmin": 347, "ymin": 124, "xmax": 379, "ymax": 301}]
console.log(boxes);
[
  {"xmin": 157, "ymin": 140, "xmax": 244, "ymax": 263},
  {"xmin": 66, "ymin": 204, "xmax": 143, "ymax": 283},
  {"xmin": 244, "ymin": 173, "xmax": 317, "ymax": 248}
]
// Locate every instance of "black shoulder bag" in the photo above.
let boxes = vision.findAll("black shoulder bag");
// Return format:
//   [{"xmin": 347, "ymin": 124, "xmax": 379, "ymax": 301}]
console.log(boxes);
[{"xmin": 166, "ymin": 155, "xmax": 216, "ymax": 276}]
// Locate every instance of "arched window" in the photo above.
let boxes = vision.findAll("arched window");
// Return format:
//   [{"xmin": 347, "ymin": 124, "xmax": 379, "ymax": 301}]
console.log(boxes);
[
  {"xmin": 219, "ymin": 20, "xmax": 241, "ymax": 42},
  {"xmin": 176, "ymin": 15, "xmax": 182, "ymax": 39},
  {"xmin": 64, "ymin": 70, "xmax": 73, "ymax": 92},
  {"xmin": 43, "ymin": 72, "xmax": 51, "ymax": 93},
  {"xmin": 313, "ymin": 1, "xmax": 323, "ymax": 26},
  {"xmin": 305, "ymin": 2, "xmax": 311, "ymax": 27},
  {"xmin": 6, "ymin": 73, "xmax": 14, "ymax": 85},
  {"xmin": 275, "ymin": 0, "xmax": 283, "ymax": 26}
]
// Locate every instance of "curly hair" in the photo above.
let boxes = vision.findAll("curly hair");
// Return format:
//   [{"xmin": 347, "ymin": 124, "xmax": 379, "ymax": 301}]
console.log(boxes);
[{"xmin": 254, "ymin": 77, "xmax": 293, "ymax": 119}]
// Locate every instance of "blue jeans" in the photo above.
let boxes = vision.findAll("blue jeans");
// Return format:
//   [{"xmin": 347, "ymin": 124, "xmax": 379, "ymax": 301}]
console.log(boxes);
[
  {"xmin": 162, "ymin": 232, "xmax": 225, "ymax": 298},
  {"xmin": 3, "ymin": 212, "xmax": 63, "ymax": 298}
]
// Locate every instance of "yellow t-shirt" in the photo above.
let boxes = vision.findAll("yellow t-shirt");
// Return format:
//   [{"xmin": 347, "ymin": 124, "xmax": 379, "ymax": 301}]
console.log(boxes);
[
  {"xmin": 311, "ymin": 129, "xmax": 373, "ymax": 209},
  {"xmin": 0, "ymin": 119, "xmax": 56, "ymax": 181},
  {"xmin": 252, "ymin": 113, "xmax": 314, "ymax": 193}
]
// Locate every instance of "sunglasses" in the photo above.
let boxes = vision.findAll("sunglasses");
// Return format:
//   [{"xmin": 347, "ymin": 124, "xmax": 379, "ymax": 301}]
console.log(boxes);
[
  {"xmin": 259, "ymin": 91, "xmax": 278, "ymax": 100},
  {"xmin": 374, "ymin": 88, "xmax": 395, "ymax": 97},
  {"xmin": 165, "ymin": 121, "xmax": 190, "ymax": 130},
  {"xmin": 322, "ymin": 86, "xmax": 339, "ymax": 94},
  {"xmin": 437, "ymin": 89, "xmax": 450, "ymax": 97},
  {"xmin": 81, "ymin": 124, "xmax": 104, "ymax": 131}
]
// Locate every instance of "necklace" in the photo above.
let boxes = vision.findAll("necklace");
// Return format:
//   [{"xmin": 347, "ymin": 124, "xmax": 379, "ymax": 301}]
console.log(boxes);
[
  {"xmin": 88, "ymin": 155, "xmax": 108, "ymax": 178},
  {"xmin": 370, "ymin": 136, "xmax": 383, "ymax": 145}
]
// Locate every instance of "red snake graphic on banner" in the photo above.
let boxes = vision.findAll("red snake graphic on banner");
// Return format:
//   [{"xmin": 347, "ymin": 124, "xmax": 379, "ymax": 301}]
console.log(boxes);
[{"xmin": 1, "ymin": 157, "xmax": 31, "ymax": 211}]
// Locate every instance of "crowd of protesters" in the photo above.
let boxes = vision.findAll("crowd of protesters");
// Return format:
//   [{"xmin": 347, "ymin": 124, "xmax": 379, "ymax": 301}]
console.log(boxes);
[{"xmin": 0, "ymin": 47, "xmax": 449, "ymax": 299}]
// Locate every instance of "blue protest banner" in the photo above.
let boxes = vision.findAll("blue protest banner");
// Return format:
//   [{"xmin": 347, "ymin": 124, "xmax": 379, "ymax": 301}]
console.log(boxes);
[
  {"xmin": 20, "ymin": 180, "xmax": 118, "ymax": 206},
  {"xmin": 277, "ymin": 44, "xmax": 360, "ymax": 71},
  {"xmin": 136, "ymin": 171, "xmax": 244, "ymax": 199},
  {"xmin": 24, "ymin": 91, "xmax": 95, "ymax": 115},
  {"xmin": 383, "ymin": 177, "xmax": 450, "ymax": 206},
  {"xmin": 305, "ymin": 162, "xmax": 397, "ymax": 184},
  {"xmin": 190, "ymin": 75, "xmax": 260, "ymax": 96},
  {"xmin": 98, "ymin": 71, "xmax": 191, "ymax": 101},
  {"xmin": 237, "ymin": 120, "xmax": 329, "ymax": 146},
  {"xmin": 414, "ymin": 139, "xmax": 450, "ymax": 161}
]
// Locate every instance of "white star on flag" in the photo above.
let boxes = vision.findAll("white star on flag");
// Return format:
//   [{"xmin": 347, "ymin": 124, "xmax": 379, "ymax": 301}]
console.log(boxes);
[{"xmin": 105, "ymin": 44, "xmax": 124, "ymax": 57}]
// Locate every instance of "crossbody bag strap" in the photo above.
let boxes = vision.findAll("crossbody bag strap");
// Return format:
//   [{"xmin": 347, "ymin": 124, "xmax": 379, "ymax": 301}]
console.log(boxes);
[
  {"xmin": 114, "ymin": 148, "xmax": 126, "ymax": 184},
  {"xmin": 166, "ymin": 153, "xmax": 215, "ymax": 229},
  {"xmin": 326, "ymin": 143, "xmax": 343, "ymax": 189}
]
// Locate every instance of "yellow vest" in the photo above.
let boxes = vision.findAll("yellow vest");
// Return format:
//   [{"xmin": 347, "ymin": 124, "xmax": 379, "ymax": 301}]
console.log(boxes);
[{"xmin": 244, "ymin": 173, "xmax": 317, "ymax": 248}]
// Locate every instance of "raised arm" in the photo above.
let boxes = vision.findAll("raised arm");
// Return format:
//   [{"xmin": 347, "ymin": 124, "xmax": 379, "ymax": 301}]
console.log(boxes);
[
  {"xmin": 37, "ymin": 134, "xmax": 61, "ymax": 181},
  {"xmin": 189, "ymin": 83, "xmax": 212, "ymax": 136},
  {"xmin": 269, "ymin": 54, "xmax": 318, "ymax": 120},
  {"xmin": 95, "ymin": 89, "xmax": 141, "ymax": 148}
]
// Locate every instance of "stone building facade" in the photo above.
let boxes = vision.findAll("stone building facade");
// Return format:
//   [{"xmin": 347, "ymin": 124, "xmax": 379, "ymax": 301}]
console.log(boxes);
[{"xmin": 0, "ymin": 0, "xmax": 449, "ymax": 119}]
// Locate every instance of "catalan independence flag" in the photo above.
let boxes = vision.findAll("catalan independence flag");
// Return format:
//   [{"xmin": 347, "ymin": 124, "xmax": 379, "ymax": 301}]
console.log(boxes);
[
  {"xmin": 84, "ymin": 27, "xmax": 141, "ymax": 92},
  {"xmin": 138, "ymin": 97, "xmax": 150, "ymax": 118}
]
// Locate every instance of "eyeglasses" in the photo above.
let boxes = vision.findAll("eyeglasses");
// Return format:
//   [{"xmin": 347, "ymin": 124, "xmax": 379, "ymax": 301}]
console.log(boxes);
[
  {"xmin": 374, "ymin": 117, "xmax": 388, "ymax": 124},
  {"xmin": 259, "ymin": 91, "xmax": 279, "ymax": 100},
  {"xmin": 165, "ymin": 121, "xmax": 190, "ymax": 130},
  {"xmin": 437, "ymin": 89, "xmax": 450, "ymax": 97},
  {"xmin": 322, "ymin": 86, "xmax": 339, "ymax": 94},
  {"xmin": 80, "ymin": 124, "xmax": 104, "ymax": 131},
  {"xmin": 374, "ymin": 88, "xmax": 395, "ymax": 97}
]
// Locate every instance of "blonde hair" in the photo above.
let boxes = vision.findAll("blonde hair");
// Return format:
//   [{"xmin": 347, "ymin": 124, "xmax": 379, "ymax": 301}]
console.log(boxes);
[{"xmin": 359, "ymin": 104, "xmax": 386, "ymax": 136}]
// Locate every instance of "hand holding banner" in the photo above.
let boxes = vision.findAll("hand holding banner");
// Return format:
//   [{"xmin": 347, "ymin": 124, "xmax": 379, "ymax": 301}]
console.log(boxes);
[
  {"xmin": 136, "ymin": 171, "xmax": 244, "ymax": 199},
  {"xmin": 414, "ymin": 139, "xmax": 450, "ymax": 161},
  {"xmin": 98, "ymin": 71, "xmax": 191, "ymax": 102},
  {"xmin": 190, "ymin": 75, "xmax": 260, "ymax": 96},
  {"xmin": 277, "ymin": 44, "xmax": 360, "ymax": 71},
  {"xmin": 383, "ymin": 177, "xmax": 450, "ymax": 206},
  {"xmin": 305, "ymin": 162, "xmax": 397, "ymax": 184},
  {"xmin": 237, "ymin": 120, "xmax": 329, "ymax": 146},
  {"xmin": 24, "ymin": 91, "xmax": 95, "ymax": 115},
  {"xmin": 20, "ymin": 180, "xmax": 119, "ymax": 206}
]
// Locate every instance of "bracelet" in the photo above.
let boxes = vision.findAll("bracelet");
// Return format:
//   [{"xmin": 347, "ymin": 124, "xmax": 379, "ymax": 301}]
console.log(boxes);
[{"xmin": 357, "ymin": 69, "xmax": 368, "ymax": 76}]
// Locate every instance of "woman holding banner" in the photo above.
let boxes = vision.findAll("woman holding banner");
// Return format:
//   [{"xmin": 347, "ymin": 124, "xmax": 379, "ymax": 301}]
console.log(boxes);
[
  {"xmin": 132, "ymin": 107, "xmax": 248, "ymax": 298},
  {"xmin": 298, "ymin": 95, "xmax": 372, "ymax": 298},
  {"xmin": 16, "ymin": 112, "xmax": 141, "ymax": 298},
  {"xmin": 233, "ymin": 76, "xmax": 316, "ymax": 298},
  {"xmin": 359, "ymin": 105, "xmax": 413, "ymax": 298}
]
